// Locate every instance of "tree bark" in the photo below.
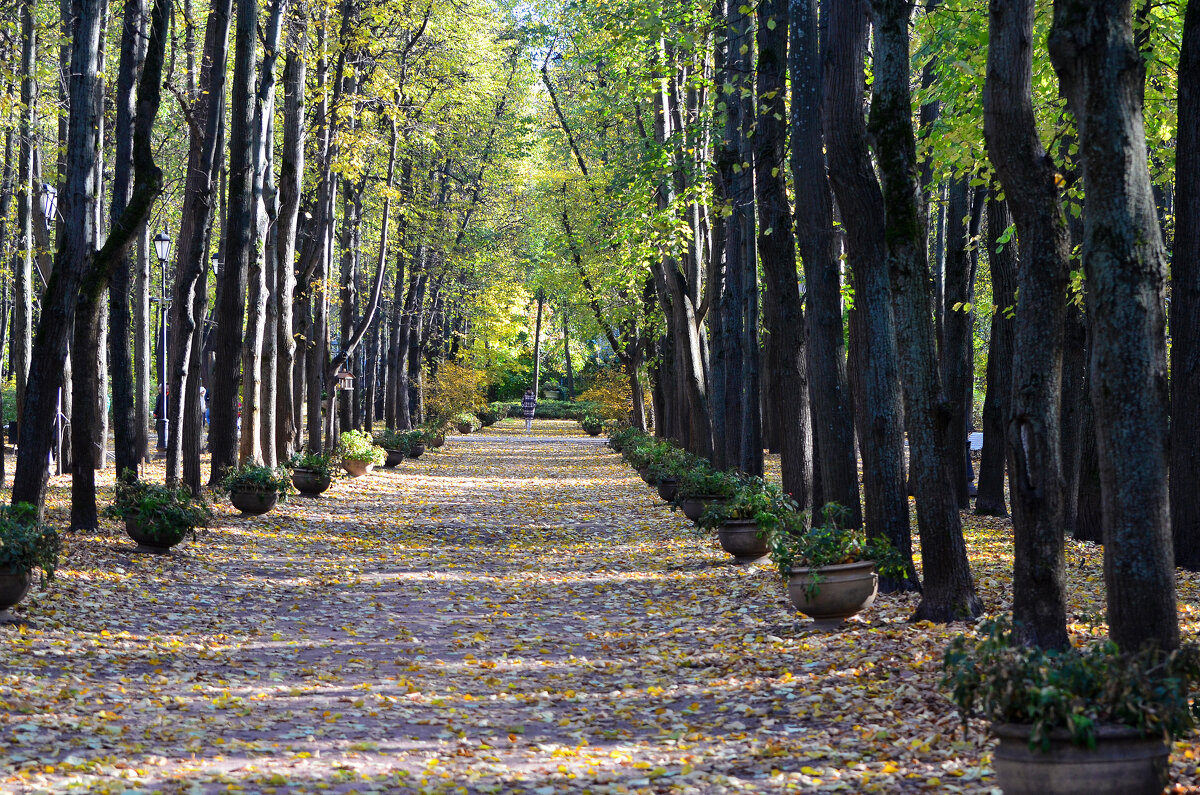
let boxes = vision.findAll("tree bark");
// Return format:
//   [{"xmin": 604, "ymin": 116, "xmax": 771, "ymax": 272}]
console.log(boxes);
[
  {"xmin": 975, "ymin": 193, "xmax": 1017, "ymax": 516},
  {"xmin": 789, "ymin": 0, "xmax": 860, "ymax": 525},
  {"xmin": 869, "ymin": 0, "xmax": 980, "ymax": 621},
  {"xmin": 755, "ymin": 0, "xmax": 810, "ymax": 506},
  {"xmin": 822, "ymin": 0, "xmax": 914, "ymax": 587},
  {"xmin": 1172, "ymin": 0, "xmax": 1200, "ymax": 570},
  {"xmin": 940, "ymin": 178, "xmax": 979, "ymax": 509},
  {"xmin": 166, "ymin": 0, "xmax": 232, "ymax": 483},
  {"xmin": 14, "ymin": 0, "xmax": 36, "ymax": 441},
  {"xmin": 1049, "ymin": 0, "xmax": 1178, "ymax": 651}
]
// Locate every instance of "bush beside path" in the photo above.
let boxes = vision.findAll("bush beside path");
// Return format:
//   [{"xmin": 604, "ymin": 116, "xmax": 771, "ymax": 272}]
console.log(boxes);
[{"xmin": 3, "ymin": 419, "xmax": 1200, "ymax": 793}]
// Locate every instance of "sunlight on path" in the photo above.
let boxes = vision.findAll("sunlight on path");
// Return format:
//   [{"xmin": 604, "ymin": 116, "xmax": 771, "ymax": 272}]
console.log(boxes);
[{"xmin": 0, "ymin": 418, "xmax": 1089, "ymax": 793}]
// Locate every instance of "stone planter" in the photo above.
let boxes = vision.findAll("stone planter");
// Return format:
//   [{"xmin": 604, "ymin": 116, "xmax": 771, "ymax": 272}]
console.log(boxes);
[
  {"xmin": 430, "ymin": 434, "xmax": 446, "ymax": 448},
  {"xmin": 406, "ymin": 443, "xmax": 426, "ymax": 459},
  {"xmin": 787, "ymin": 560, "xmax": 878, "ymax": 628},
  {"xmin": 680, "ymin": 495, "xmax": 724, "ymax": 522},
  {"xmin": 0, "ymin": 567, "xmax": 32, "ymax": 620},
  {"xmin": 991, "ymin": 723, "xmax": 1168, "ymax": 795},
  {"xmin": 717, "ymin": 519, "xmax": 770, "ymax": 562},
  {"xmin": 125, "ymin": 516, "xmax": 183, "ymax": 554},
  {"xmin": 292, "ymin": 468, "xmax": 331, "ymax": 496},
  {"xmin": 657, "ymin": 479, "xmax": 679, "ymax": 502},
  {"xmin": 384, "ymin": 448, "xmax": 405, "ymax": 468},
  {"xmin": 229, "ymin": 489, "xmax": 279, "ymax": 516},
  {"xmin": 342, "ymin": 459, "xmax": 375, "ymax": 478},
  {"xmin": 457, "ymin": 422, "xmax": 474, "ymax": 435}
]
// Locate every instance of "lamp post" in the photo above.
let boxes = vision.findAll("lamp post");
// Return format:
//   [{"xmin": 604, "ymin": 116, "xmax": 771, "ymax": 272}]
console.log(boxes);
[{"xmin": 154, "ymin": 231, "xmax": 172, "ymax": 450}]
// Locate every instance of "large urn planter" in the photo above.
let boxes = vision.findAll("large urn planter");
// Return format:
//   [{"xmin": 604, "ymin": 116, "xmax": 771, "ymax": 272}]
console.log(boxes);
[
  {"xmin": 125, "ymin": 516, "xmax": 182, "ymax": 554},
  {"xmin": 991, "ymin": 723, "xmax": 1168, "ymax": 795},
  {"xmin": 292, "ymin": 468, "xmax": 331, "ymax": 496},
  {"xmin": 787, "ymin": 560, "xmax": 878, "ymax": 628},
  {"xmin": 430, "ymin": 433, "xmax": 446, "ymax": 449},
  {"xmin": 229, "ymin": 490, "xmax": 279, "ymax": 516},
  {"xmin": 680, "ymin": 495, "xmax": 724, "ymax": 522},
  {"xmin": 717, "ymin": 519, "xmax": 769, "ymax": 563},
  {"xmin": 342, "ymin": 459, "xmax": 375, "ymax": 478},
  {"xmin": 0, "ymin": 568, "xmax": 32, "ymax": 621},
  {"xmin": 406, "ymin": 443, "xmax": 426, "ymax": 459},
  {"xmin": 384, "ymin": 448, "xmax": 406, "ymax": 468},
  {"xmin": 638, "ymin": 466, "xmax": 656, "ymax": 486},
  {"xmin": 657, "ymin": 479, "xmax": 679, "ymax": 502},
  {"xmin": 457, "ymin": 422, "xmax": 474, "ymax": 435}
]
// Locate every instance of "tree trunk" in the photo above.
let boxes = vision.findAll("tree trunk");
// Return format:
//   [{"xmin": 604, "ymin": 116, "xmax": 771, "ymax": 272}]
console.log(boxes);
[
  {"xmin": 822, "ymin": 0, "xmax": 914, "ymax": 587},
  {"xmin": 940, "ymin": 178, "xmax": 978, "ymax": 509},
  {"xmin": 755, "ymin": 0, "xmax": 810, "ymax": 506},
  {"xmin": 562, "ymin": 310, "xmax": 574, "ymax": 398},
  {"xmin": 975, "ymin": 193, "xmax": 1017, "ymax": 516},
  {"xmin": 14, "ymin": 0, "xmax": 36, "ymax": 442},
  {"xmin": 869, "ymin": 0, "xmax": 980, "ymax": 620},
  {"xmin": 274, "ymin": 22, "xmax": 304, "ymax": 462},
  {"xmin": 166, "ymin": 0, "xmax": 232, "ymax": 483},
  {"xmin": 135, "ymin": 228, "xmax": 150, "ymax": 461},
  {"xmin": 1049, "ymin": 0, "xmax": 1178, "ymax": 651},
  {"xmin": 211, "ymin": 0, "xmax": 257, "ymax": 477},
  {"xmin": 532, "ymin": 291, "xmax": 544, "ymax": 397},
  {"xmin": 1172, "ymin": 0, "xmax": 1200, "ymax": 570},
  {"xmin": 789, "ymin": 0, "xmax": 860, "ymax": 525}
]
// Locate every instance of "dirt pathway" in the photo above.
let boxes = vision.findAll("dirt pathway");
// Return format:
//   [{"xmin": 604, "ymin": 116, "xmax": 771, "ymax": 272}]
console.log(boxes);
[{"xmin": 1, "ymin": 419, "xmax": 1000, "ymax": 793}]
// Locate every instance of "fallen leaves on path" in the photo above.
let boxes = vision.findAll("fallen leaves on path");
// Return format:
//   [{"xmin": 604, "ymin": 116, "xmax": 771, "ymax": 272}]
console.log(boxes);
[{"xmin": 2, "ymin": 418, "xmax": 1199, "ymax": 793}]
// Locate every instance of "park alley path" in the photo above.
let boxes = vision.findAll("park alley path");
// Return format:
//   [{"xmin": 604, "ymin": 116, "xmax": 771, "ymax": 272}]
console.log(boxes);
[{"xmin": 0, "ymin": 419, "xmax": 1009, "ymax": 793}]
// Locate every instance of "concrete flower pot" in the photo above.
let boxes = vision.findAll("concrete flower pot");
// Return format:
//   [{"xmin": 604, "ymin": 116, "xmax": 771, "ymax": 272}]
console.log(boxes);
[
  {"xmin": 991, "ymin": 723, "xmax": 1169, "ymax": 795},
  {"xmin": 787, "ymin": 560, "xmax": 878, "ymax": 628},
  {"xmin": 342, "ymin": 459, "xmax": 375, "ymax": 478},
  {"xmin": 0, "ymin": 567, "xmax": 32, "ymax": 621},
  {"xmin": 292, "ymin": 468, "xmax": 331, "ymax": 496},
  {"xmin": 229, "ymin": 489, "xmax": 279, "ymax": 516},
  {"xmin": 680, "ymin": 495, "xmax": 724, "ymax": 522},
  {"xmin": 457, "ymin": 422, "xmax": 474, "ymax": 435},
  {"xmin": 384, "ymin": 448, "xmax": 405, "ymax": 468},
  {"xmin": 717, "ymin": 519, "xmax": 769, "ymax": 562},
  {"xmin": 125, "ymin": 516, "xmax": 183, "ymax": 554},
  {"xmin": 406, "ymin": 443, "xmax": 426, "ymax": 459},
  {"xmin": 657, "ymin": 479, "xmax": 679, "ymax": 502}
]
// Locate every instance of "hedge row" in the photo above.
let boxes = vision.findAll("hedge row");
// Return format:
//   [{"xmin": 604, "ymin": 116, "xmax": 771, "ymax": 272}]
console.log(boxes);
[{"xmin": 499, "ymin": 399, "xmax": 599, "ymax": 420}]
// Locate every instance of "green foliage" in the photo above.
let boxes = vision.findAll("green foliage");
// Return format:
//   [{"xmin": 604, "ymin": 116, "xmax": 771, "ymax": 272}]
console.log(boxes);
[
  {"xmin": 106, "ymin": 472, "xmax": 212, "ymax": 546},
  {"xmin": 607, "ymin": 425, "xmax": 649, "ymax": 452},
  {"xmin": 426, "ymin": 362, "xmax": 487, "ymax": 424},
  {"xmin": 698, "ymin": 477, "xmax": 796, "ymax": 533},
  {"xmin": 220, "ymin": 465, "xmax": 293, "ymax": 499},
  {"xmin": 576, "ymin": 369, "xmax": 634, "ymax": 422},
  {"xmin": 580, "ymin": 415, "xmax": 604, "ymax": 434},
  {"xmin": 373, "ymin": 428, "xmax": 408, "ymax": 450},
  {"xmin": 672, "ymin": 466, "xmax": 742, "ymax": 502},
  {"xmin": 397, "ymin": 430, "xmax": 427, "ymax": 454},
  {"xmin": 287, "ymin": 450, "xmax": 336, "ymax": 481},
  {"xmin": 0, "ymin": 503, "xmax": 60, "ymax": 581},
  {"xmin": 454, "ymin": 412, "xmax": 482, "ymax": 430},
  {"xmin": 337, "ymin": 431, "xmax": 386, "ymax": 465},
  {"xmin": 768, "ymin": 504, "xmax": 907, "ymax": 595},
  {"xmin": 499, "ymin": 399, "xmax": 598, "ymax": 420},
  {"xmin": 646, "ymin": 445, "xmax": 703, "ymax": 483},
  {"xmin": 620, "ymin": 437, "xmax": 675, "ymax": 470},
  {"xmin": 476, "ymin": 407, "xmax": 500, "ymax": 427},
  {"xmin": 942, "ymin": 618, "xmax": 1200, "ymax": 750}
]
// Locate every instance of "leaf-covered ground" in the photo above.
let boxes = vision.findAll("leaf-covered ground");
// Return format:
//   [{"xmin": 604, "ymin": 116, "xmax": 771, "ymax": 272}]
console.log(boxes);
[{"xmin": 3, "ymin": 419, "xmax": 1200, "ymax": 793}]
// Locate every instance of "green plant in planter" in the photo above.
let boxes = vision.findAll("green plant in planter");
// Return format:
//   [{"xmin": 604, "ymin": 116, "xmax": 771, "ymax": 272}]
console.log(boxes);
[
  {"xmin": 399, "ymin": 430, "xmax": 427, "ymax": 454},
  {"xmin": 621, "ymin": 437, "xmax": 674, "ymax": 470},
  {"xmin": 607, "ymin": 425, "xmax": 647, "ymax": 452},
  {"xmin": 769, "ymin": 503, "xmax": 907, "ymax": 597},
  {"xmin": 942, "ymin": 617, "xmax": 1200, "ymax": 751},
  {"xmin": 106, "ymin": 472, "xmax": 213, "ymax": 546},
  {"xmin": 418, "ymin": 423, "xmax": 445, "ymax": 445},
  {"xmin": 373, "ymin": 428, "xmax": 407, "ymax": 450},
  {"xmin": 671, "ymin": 466, "xmax": 742, "ymax": 504},
  {"xmin": 697, "ymin": 476, "xmax": 796, "ymax": 533},
  {"xmin": 647, "ymin": 445, "xmax": 703, "ymax": 483},
  {"xmin": 219, "ymin": 464, "xmax": 293, "ymax": 498},
  {"xmin": 454, "ymin": 412, "xmax": 481, "ymax": 431},
  {"xmin": 476, "ymin": 407, "xmax": 499, "ymax": 426},
  {"xmin": 0, "ymin": 503, "xmax": 60, "ymax": 581},
  {"xmin": 337, "ymin": 430, "xmax": 386, "ymax": 466},
  {"xmin": 580, "ymin": 415, "xmax": 604, "ymax": 435},
  {"xmin": 287, "ymin": 449, "xmax": 335, "ymax": 480}
]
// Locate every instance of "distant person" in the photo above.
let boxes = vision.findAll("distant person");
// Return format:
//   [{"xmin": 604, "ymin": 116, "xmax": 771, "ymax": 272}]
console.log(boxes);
[
  {"xmin": 199, "ymin": 385, "xmax": 209, "ymax": 427},
  {"xmin": 522, "ymin": 388, "xmax": 537, "ymax": 431}
]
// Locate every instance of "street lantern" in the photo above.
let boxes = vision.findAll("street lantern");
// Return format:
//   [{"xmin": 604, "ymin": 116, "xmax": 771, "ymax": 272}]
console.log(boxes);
[
  {"xmin": 153, "ymin": 231, "xmax": 172, "ymax": 263},
  {"xmin": 336, "ymin": 369, "xmax": 355, "ymax": 391},
  {"xmin": 40, "ymin": 183, "xmax": 56, "ymax": 230}
]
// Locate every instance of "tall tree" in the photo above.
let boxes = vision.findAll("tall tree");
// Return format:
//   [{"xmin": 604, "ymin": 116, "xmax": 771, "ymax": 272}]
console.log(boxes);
[
  {"xmin": 868, "ymin": 0, "xmax": 980, "ymax": 621},
  {"xmin": 1049, "ymin": 0, "xmax": 1178, "ymax": 651}
]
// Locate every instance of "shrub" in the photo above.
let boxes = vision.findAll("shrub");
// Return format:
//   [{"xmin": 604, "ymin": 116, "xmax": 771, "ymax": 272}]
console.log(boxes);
[
  {"xmin": 0, "ymin": 503, "xmax": 60, "ymax": 581},
  {"xmin": 498, "ymin": 399, "xmax": 598, "ymax": 420},
  {"xmin": 337, "ymin": 430, "xmax": 386, "ymax": 465},
  {"xmin": 288, "ymin": 449, "xmax": 335, "ymax": 480},
  {"xmin": 577, "ymin": 368, "xmax": 634, "ymax": 421},
  {"xmin": 425, "ymin": 361, "xmax": 486, "ymax": 423},
  {"xmin": 220, "ymin": 464, "xmax": 293, "ymax": 499},
  {"xmin": 580, "ymin": 415, "xmax": 604, "ymax": 434},
  {"xmin": 943, "ymin": 617, "xmax": 1200, "ymax": 750},
  {"xmin": 373, "ymin": 428, "xmax": 407, "ymax": 449},
  {"xmin": 647, "ymin": 445, "xmax": 703, "ymax": 483},
  {"xmin": 106, "ymin": 472, "xmax": 212, "ymax": 546},
  {"xmin": 672, "ymin": 466, "xmax": 743, "ymax": 502},
  {"xmin": 608, "ymin": 425, "xmax": 650, "ymax": 452},
  {"xmin": 454, "ymin": 412, "xmax": 481, "ymax": 431},
  {"xmin": 698, "ymin": 476, "xmax": 797, "ymax": 532}
]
